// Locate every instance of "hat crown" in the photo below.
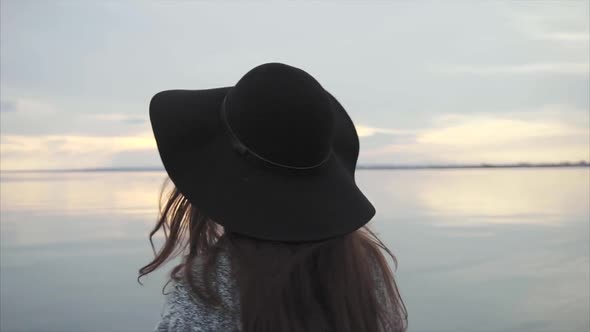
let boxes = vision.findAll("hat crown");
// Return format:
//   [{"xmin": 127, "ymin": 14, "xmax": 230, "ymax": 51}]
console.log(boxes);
[{"xmin": 224, "ymin": 63, "xmax": 335, "ymax": 168}]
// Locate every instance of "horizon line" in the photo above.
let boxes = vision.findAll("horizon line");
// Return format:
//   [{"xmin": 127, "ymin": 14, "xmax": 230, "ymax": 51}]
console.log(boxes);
[{"xmin": 1, "ymin": 161, "xmax": 588, "ymax": 173}]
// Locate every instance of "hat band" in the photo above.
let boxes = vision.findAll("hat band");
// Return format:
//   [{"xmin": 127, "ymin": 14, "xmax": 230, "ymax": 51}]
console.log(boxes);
[{"xmin": 220, "ymin": 96, "xmax": 332, "ymax": 170}]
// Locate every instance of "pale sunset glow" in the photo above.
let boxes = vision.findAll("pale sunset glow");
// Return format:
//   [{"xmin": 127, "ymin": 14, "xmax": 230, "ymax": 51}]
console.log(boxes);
[
  {"xmin": 359, "ymin": 108, "xmax": 589, "ymax": 164},
  {"xmin": 415, "ymin": 169, "xmax": 589, "ymax": 226},
  {"xmin": 0, "ymin": 134, "xmax": 157, "ymax": 170},
  {"xmin": 1, "ymin": 1, "xmax": 588, "ymax": 169},
  {"xmin": 355, "ymin": 125, "xmax": 416, "ymax": 138}
]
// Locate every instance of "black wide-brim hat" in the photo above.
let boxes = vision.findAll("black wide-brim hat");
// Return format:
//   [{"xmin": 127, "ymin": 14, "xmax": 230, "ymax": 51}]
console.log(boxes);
[{"xmin": 149, "ymin": 62, "xmax": 375, "ymax": 242}]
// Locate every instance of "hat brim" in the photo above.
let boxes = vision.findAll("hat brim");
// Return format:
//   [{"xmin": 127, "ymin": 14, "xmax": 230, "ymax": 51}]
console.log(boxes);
[{"xmin": 149, "ymin": 87, "xmax": 375, "ymax": 242}]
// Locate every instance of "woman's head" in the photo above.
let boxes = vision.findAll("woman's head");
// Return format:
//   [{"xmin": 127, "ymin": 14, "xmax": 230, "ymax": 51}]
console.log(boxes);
[
  {"xmin": 139, "ymin": 180, "xmax": 407, "ymax": 332},
  {"xmin": 146, "ymin": 62, "xmax": 406, "ymax": 331},
  {"xmin": 149, "ymin": 63, "xmax": 376, "ymax": 243}
]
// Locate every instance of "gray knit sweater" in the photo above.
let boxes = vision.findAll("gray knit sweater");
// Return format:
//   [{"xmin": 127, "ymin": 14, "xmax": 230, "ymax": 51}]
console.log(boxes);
[
  {"xmin": 155, "ymin": 251, "xmax": 240, "ymax": 332},
  {"xmin": 154, "ymin": 251, "xmax": 395, "ymax": 332}
]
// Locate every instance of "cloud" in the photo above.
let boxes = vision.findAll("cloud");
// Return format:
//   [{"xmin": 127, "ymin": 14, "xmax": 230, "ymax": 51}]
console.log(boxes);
[
  {"xmin": 501, "ymin": 2, "xmax": 590, "ymax": 44},
  {"xmin": 433, "ymin": 63, "xmax": 589, "ymax": 76},
  {"xmin": 0, "ymin": 133, "xmax": 157, "ymax": 170},
  {"xmin": 355, "ymin": 125, "xmax": 415, "ymax": 138},
  {"xmin": 0, "ymin": 96, "xmax": 151, "ymax": 136},
  {"xmin": 0, "ymin": 98, "xmax": 56, "ymax": 114},
  {"xmin": 360, "ymin": 107, "xmax": 590, "ymax": 164},
  {"xmin": 533, "ymin": 32, "xmax": 590, "ymax": 42},
  {"xmin": 416, "ymin": 117, "xmax": 583, "ymax": 147},
  {"xmin": 0, "ymin": 100, "xmax": 16, "ymax": 112},
  {"xmin": 3, "ymin": 106, "xmax": 588, "ymax": 170},
  {"xmin": 89, "ymin": 113, "xmax": 146, "ymax": 125},
  {"xmin": 518, "ymin": 18, "xmax": 590, "ymax": 43}
]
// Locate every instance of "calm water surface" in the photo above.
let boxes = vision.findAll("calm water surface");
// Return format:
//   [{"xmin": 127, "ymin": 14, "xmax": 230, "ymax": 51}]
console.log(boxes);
[{"xmin": 1, "ymin": 169, "xmax": 588, "ymax": 332}]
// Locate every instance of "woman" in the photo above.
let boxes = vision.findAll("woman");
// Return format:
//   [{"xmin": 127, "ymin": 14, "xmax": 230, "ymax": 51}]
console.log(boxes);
[{"xmin": 140, "ymin": 62, "xmax": 407, "ymax": 332}]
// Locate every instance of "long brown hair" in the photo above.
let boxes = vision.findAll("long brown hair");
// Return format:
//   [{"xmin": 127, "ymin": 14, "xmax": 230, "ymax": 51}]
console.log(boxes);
[{"xmin": 139, "ymin": 179, "xmax": 407, "ymax": 332}]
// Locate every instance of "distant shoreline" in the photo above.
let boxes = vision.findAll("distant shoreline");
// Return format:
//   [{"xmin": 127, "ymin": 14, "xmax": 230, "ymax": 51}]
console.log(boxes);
[
  {"xmin": 357, "ymin": 162, "xmax": 590, "ymax": 170},
  {"xmin": 1, "ymin": 162, "xmax": 588, "ymax": 173}
]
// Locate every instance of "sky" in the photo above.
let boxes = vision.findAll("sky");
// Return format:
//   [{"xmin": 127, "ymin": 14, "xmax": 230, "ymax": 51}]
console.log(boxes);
[{"xmin": 1, "ymin": 0, "xmax": 589, "ymax": 170}]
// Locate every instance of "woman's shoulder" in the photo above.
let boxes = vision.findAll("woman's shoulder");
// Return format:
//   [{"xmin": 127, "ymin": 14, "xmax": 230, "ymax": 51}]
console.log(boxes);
[{"xmin": 155, "ymin": 251, "xmax": 240, "ymax": 332}]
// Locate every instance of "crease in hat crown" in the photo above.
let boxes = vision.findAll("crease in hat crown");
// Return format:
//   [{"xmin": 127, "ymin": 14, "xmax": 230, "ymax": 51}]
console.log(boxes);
[{"xmin": 221, "ymin": 63, "xmax": 336, "ymax": 169}]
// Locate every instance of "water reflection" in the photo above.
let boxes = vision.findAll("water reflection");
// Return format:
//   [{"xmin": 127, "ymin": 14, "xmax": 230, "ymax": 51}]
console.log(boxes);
[
  {"xmin": 0, "ymin": 171, "xmax": 166, "ymax": 248},
  {"xmin": 357, "ymin": 168, "xmax": 589, "ymax": 332},
  {"xmin": 1, "ymin": 172, "xmax": 165, "ymax": 216},
  {"xmin": 359, "ymin": 168, "xmax": 589, "ymax": 226},
  {"xmin": 1, "ymin": 169, "xmax": 588, "ymax": 332}
]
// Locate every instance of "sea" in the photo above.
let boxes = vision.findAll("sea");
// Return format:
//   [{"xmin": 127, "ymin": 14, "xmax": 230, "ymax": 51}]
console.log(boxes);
[{"xmin": 1, "ymin": 168, "xmax": 588, "ymax": 332}]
